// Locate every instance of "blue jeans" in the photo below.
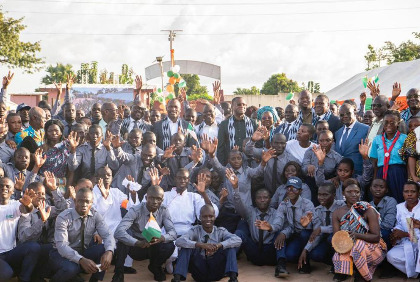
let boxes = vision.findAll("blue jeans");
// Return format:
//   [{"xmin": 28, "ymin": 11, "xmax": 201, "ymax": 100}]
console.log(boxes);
[
  {"xmin": 309, "ymin": 234, "xmax": 333, "ymax": 264},
  {"xmin": 381, "ymin": 228, "xmax": 392, "ymax": 250},
  {"xmin": 235, "ymin": 220, "xmax": 281, "ymax": 266},
  {"xmin": 174, "ymin": 248, "xmax": 238, "ymax": 281},
  {"xmin": 277, "ymin": 230, "xmax": 312, "ymax": 263},
  {"xmin": 49, "ymin": 244, "xmax": 106, "ymax": 282},
  {"xmin": 32, "ymin": 243, "xmax": 54, "ymax": 279},
  {"xmin": 0, "ymin": 241, "xmax": 41, "ymax": 282}
]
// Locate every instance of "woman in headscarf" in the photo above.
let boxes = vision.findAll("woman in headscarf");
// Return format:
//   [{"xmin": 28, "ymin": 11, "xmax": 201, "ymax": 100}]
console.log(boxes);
[{"xmin": 256, "ymin": 106, "xmax": 279, "ymax": 149}]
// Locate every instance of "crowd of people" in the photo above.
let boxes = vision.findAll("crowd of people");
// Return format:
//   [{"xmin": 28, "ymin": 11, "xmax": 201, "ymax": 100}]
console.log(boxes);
[{"xmin": 1, "ymin": 70, "xmax": 420, "ymax": 282}]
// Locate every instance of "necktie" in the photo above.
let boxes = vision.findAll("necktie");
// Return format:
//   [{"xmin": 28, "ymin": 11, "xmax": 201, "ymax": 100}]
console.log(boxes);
[
  {"xmin": 272, "ymin": 158, "xmax": 278, "ymax": 194},
  {"xmin": 80, "ymin": 216, "xmax": 86, "ymax": 255},
  {"xmin": 176, "ymin": 155, "xmax": 182, "ymax": 169},
  {"xmin": 133, "ymin": 121, "xmax": 139, "ymax": 129},
  {"xmin": 132, "ymin": 147, "xmax": 136, "ymax": 155},
  {"xmin": 340, "ymin": 127, "xmax": 350, "ymax": 148},
  {"xmin": 258, "ymin": 212, "xmax": 267, "ymax": 252},
  {"xmin": 203, "ymin": 234, "xmax": 209, "ymax": 243},
  {"xmin": 137, "ymin": 167, "xmax": 145, "ymax": 183},
  {"xmin": 291, "ymin": 206, "xmax": 296, "ymax": 233},
  {"xmin": 325, "ymin": 210, "xmax": 331, "ymax": 226},
  {"xmin": 90, "ymin": 147, "xmax": 96, "ymax": 175}
]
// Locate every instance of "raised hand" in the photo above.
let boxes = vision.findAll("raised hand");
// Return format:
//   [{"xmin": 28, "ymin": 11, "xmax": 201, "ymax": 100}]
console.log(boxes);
[
  {"xmin": 34, "ymin": 148, "xmax": 47, "ymax": 169},
  {"xmin": 307, "ymin": 164, "xmax": 316, "ymax": 178},
  {"xmin": 300, "ymin": 211, "xmax": 313, "ymax": 228},
  {"xmin": 111, "ymin": 135, "xmax": 124, "ymax": 148},
  {"xmin": 103, "ymin": 131, "xmax": 113, "ymax": 150},
  {"xmin": 200, "ymin": 134, "xmax": 210, "ymax": 152},
  {"xmin": 212, "ymin": 81, "xmax": 221, "ymax": 104},
  {"xmin": 178, "ymin": 87, "xmax": 187, "ymax": 103},
  {"xmin": 232, "ymin": 145, "xmax": 240, "ymax": 151},
  {"xmin": 391, "ymin": 82, "xmax": 401, "ymax": 101},
  {"xmin": 15, "ymin": 173, "xmax": 25, "ymax": 191},
  {"xmin": 38, "ymin": 200, "xmax": 51, "ymax": 222},
  {"xmin": 390, "ymin": 100, "xmax": 403, "ymax": 111},
  {"xmin": 117, "ymin": 105, "xmax": 125, "ymax": 120},
  {"xmin": 68, "ymin": 131, "xmax": 80, "ymax": 152},
  {"xmin": 255, "ymin": 220, "xmax": 272, "ymax": 231},
  {"xmin": 367, "ymin": 80, "xmax": 380, "ymax": 99},
  {"xmin": 2, "ymin": 71, "xmax": 14, "ymax": 89},
  {"xmin": 190, "ymin": 145, "xmax": 202, "ymax": 164},
  {"xmin": 157, "ymin": 164, "xmax": 170, "ymax": 176},
  {"xmin": 53, "ymin": 81, "xmax": 63, "ymax": 96},
  {"xmin": 68, "ymin": 186, "xmax": 76, "ymax": 200},
  {"xmin": 225, "ymin": 168, "xmax": 238, "ymax": 189},
  {"xmin": 219, "ymin": 188, "xmax": 228, "ymax": 204},
  {"xmin": 359, "ymin": 138, "xmax": 369, "ymax": 160},
  {"xmin": 149, "ymin": 167, "xmax": 163, "ymax": 186},
  {"xmin": 360, "ymin": 92, "xmax": 366, "ymax": 105},
  {"xmin": 261, "ymin": 148, "xmax": 275, "ymax": 165},
  {"xmin": 44, "ymin": 171, "xmax": 57, "ymax": 191},
  {"xmin": 135, "ymin": 75, "xmax": 143, "ymax": 91},
  {"xmin": 195, "ymin": 173, "xmax": 207, "ymax": 194},
  {"xmin": 19, "ymin": 189, "xmax": 35, "ymax": 208},
  {"xmin": 207, "ymin": 138, "xmax": 218, "ymax": 157},
  {"xmin": 312, "ymin": 145, "xmax": 326, "ymax": 165},
  {"xmin": 97, "ymin": 178, "xmax": 108, "ymax": 199},
  {"xmin": 5, "ymin": 140, "xmax": 16, "ymax": 150},
  {"xmin": 251, "ymin": 126, "xmax": 267, "ymax": 142},
  {"xmin": 66, "ymin": 73, "xmax": 76, "ymax": 90}
]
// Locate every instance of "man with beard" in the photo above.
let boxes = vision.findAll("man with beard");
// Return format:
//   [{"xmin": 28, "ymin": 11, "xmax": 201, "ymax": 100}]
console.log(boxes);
[{"xmin": 120, "ymin": 101, "xmax": 151, "ymax": 137}]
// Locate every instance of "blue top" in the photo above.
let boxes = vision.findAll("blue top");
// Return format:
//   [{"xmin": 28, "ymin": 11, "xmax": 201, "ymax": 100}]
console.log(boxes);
[{"xmin": 369, "ymin": 132, "xmax": 407, "ymax": 167}]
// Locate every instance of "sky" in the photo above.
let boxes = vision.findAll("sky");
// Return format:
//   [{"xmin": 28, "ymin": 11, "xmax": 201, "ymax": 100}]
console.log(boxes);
[{"xmin": 1, "ymin": 0, "xmax": 420, "ymax": 96}]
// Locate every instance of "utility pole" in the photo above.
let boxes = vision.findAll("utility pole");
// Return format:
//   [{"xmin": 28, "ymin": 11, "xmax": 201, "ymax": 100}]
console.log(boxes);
[{"xmin": 161, "ymin": 30, "xmax": 183, "ymax": 67}]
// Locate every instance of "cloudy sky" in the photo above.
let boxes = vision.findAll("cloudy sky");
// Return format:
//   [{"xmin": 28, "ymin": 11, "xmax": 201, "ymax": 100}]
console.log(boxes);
[{"xmin": 1, "ymin": 0, "xmax": 420, "ymax": 96}]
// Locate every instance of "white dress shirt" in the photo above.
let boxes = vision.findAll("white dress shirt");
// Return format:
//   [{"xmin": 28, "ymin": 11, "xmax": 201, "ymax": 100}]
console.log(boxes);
[
  {"xmin": 339, "ymin": 120, "xmax": 356, "ymax": 147},
  {"xmin": 195, "ymin": 122, "xmax": 219, "ymax": 141},
  {"xmin": 169, "ymin": 119, "xmax": 179, "ymax": 136}
]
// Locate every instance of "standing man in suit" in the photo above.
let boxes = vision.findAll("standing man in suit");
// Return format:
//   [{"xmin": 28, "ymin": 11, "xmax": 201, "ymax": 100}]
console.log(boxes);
[
  {"xmin": 313, "ymin": 95, "xmax": 342, "ymax": 136},
  {"xmin": 152, "ymin": 99, "xmax": 197, "ymax": 151},
  {"xmin": 335, "ymin": 103, "xmax": 369, "ymax": 175},
  {"xmin": 217, "ymin": 97, "xmax": 258, "ymax": 165}
]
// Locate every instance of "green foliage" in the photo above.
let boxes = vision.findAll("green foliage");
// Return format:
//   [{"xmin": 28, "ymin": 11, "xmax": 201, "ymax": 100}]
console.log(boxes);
[
  {"xmin": 261, "ymin": 73, "xmax": 302, "ymax": 95},
  {"xmin": 119, "ymin": 64, "xmax": 134, "ymax": 84},
  {"xmin": 41, "ymin": 63, "xmax": 75, "ymax": 84},
  {"xmin": 179, "ymin": 74, "xmax": 208, "ymax": 96},
  {"xmin": 233, "ymin": 86, "xmax": 260, "ymax": 95},
  {"xmin": 0, "ymin": 9, "xmax": 44, "ymax": 72},
  {"xmin": 187, "ymin": 93, "xmax": 213, "ymax": 101},
  {"xmin": 306, "ymin": 81, "xmax": 321, "ymax": 93},
  {"xmin": 365, "ymin": 32, "xmax": 420, "ymax": 70}
]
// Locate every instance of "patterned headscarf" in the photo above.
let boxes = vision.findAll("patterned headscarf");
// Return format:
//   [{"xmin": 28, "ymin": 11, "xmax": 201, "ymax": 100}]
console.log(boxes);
[{"xmin": 256, "ymin": 106, "xmax": 279, "ymax": 123}]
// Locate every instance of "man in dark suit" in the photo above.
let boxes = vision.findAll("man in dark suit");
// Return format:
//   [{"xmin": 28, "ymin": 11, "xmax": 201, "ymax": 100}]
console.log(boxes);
[
  {"xmin": 335, "ymin": 103, "xmax": 369, "ymax": 175},
  {"xmin": 313, "ymin": 95, "xmax": 342, "ymax": 136},
  {"xmin": 152, "ymin": 99, "xmax": 197, "ymax": 151}
]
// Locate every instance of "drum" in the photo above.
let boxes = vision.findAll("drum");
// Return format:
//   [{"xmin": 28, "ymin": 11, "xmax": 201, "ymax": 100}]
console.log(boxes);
[{"xmin": 332, "ymin": 230, "xmax": 354, "ymax": 254}]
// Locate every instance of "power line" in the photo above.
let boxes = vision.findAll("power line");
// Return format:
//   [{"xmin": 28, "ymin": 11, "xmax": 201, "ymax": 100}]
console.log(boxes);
[
  {"xmin": 7, "ymin": 6, "xmax": 420, "ymax": 17},
  {"xmin": 4, "ymin": 0, "xmax": 376, "ymax": 5},
  {"xmin": 21, "ymin": 26, "xmax": 420, "ymax": 36}
]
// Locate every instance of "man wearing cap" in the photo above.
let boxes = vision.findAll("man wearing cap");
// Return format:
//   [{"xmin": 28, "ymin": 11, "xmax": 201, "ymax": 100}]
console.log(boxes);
[
  {"xmin": 275, "ymin": 176, "xmax": 315, "ymax": 275},
  {"xmin": 16, "ymin": 103, "xmax": 31, "ymax": 129},
  {"xmin": 15, "ymin": 107, "xmax": 46, "ymax": 147}
]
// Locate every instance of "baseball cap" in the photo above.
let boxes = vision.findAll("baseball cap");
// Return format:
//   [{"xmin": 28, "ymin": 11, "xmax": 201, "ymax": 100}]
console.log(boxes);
[
  {"xmin": 16, "ymin": 103, "xmax": 31, "ymax": 112},
  {"xmin": 286, "ymin": 176, "xmax": 303, "ymax": 189}
]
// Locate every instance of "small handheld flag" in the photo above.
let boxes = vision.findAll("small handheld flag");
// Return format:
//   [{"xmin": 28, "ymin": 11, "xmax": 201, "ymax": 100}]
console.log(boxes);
[{"xmin": 142, "ymin": 212, "xmax": 162, "ymax": 242}]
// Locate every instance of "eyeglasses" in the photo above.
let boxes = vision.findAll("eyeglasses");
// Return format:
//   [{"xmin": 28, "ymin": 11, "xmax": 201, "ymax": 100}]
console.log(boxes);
[{"xmin": 286, "ymin": 186, "xmax": 300, "ymax": 193}]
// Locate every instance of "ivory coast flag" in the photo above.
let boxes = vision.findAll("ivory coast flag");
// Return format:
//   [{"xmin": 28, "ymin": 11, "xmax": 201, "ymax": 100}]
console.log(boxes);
[{"xmin": 142, "ymin": 212, "xmax": 162, "ymax": 242}]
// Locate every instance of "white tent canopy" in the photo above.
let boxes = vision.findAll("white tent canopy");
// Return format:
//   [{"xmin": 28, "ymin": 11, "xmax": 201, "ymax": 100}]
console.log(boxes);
[{"xmin": 326, "ymin": 59, "xmax": 420, "ymax": 101}]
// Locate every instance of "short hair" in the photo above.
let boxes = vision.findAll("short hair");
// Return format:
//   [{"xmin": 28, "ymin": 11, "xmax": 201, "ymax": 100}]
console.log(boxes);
[
  {"xmin": 89, "ymin": 124, "xmax": 102, "ymax": 133},
  {"xmin": 27, "ymin": 182, "xmax": 44, "ymax": 191},
  {"xmin": 405, "ymin": 181, "xmax": 420, "ymax": 192},
  {"xmin": 342, "ymin": 178, "xmax": 360, "ymax": 190},
  {"xmin": 129, "ymin": 128, "xmax": 143, "ymax": 136},
  {"xmin": 147, "ymin": 185, "xmax": 164, "ymax": 195},
  {"xmin": 318, "ymin": 130, "xmax": 333, "ymax": 140},
  {"xmin": 337, "ymin": 158, "xmax": 354, "ymax": 172},
  {"xmin": 62, "ymin": 102, "xmax": 75, "ymax": 110},
  {"xmin": 143, "ymin": 131, "xmax": 155, "ymax": 138},
  {"xmin": 315, "ymin": 94, "xmax": 329, "ymax": 103},
  {"xmin": 231, "ymin": 97, "xmax": 244, "ymax": 105},
  {"xmin": 198, "ymin": 167, "xmax": 211, "ymax": 174},
  {"xmin": 315, "ymin": 120, "xmax": 328, "ymax": 128},
  {"xmin": 383, "ymin": 109, "xmax": 401, "ymax": 121},
  {"xmin": 319, "ymin": 182, "xmax": 336, "ymax": 195},
  {"xmin": 77, "ymin": 178, "xmax": 92, "ymax": 186},
  {"xmin": 14, "ymin": 147, "xmax": 30, "ymax": 158},
  {"xmin": 38, "ymin": 100, "xmax": 52, "ymax": 111},
  {"xmin": 176, "ymin": 168, "xmax": 189, "ymax": 177},
  {"xmin": 6, "ymin": 112, "xmax": 20, "ymax": 121},
  {"xmin": 76, "ymin": 187, "xmax": 92, "ymax": 197},
  {"xmin": 255, "ymin": 188, "xmax": 271, "ymax": 197},
  {"xmin": 371, "ymin": 178, "xmax": 388, "ymax": 189},
  {"xmin": 280, "ymin": 161, "xmax": 303, "ymax": 184},
  {"xmin": 301, "ymin": 123, "xmax": 315, "ymax": 136},
  {"xmin": 95, "ymin": 166, "xmax": 111, "ymax": 177},
  {"xmin": 200, "ymin": 204, "xmax": 215, "ymax": 215},
  {"xmin": 343, "ymin": 100, "xmax": 357, "ymax": 109}
]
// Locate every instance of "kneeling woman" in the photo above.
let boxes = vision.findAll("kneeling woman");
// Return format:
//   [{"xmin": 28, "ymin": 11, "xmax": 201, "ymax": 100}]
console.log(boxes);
[{"xmin": 331, "ymin": 179, "xmax": 387, "ymax": 282}]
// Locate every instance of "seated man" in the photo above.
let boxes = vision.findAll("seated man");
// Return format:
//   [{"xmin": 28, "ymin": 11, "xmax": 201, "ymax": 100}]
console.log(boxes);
[
  {"xmin": 298, "ymin": 183, "xmax": 344, "ymax": 273},
  {"xmin": 387, "ymin": 181, "xmax": 420, "ymax": 278},
  {"xmin": 172, "ymin": 204, "xmax": 241, "ymax": 282},
  {"xmin": 113, "ymin": 186, "xmax": 177, "ymax": 282},
  {"xmin": 275, "ymin": 177, "xmax": 315, "ymax": 275},
  {"xmin": 230, "ymin": 169, "xmax": 284, "ymax": 277},
  {"xmin": 49, "ymin": 188, "xmax": 115, "ymax": 282},
  {"xmin": 0, "ymin": 177, "xmax": 40, "ymax": 282}
]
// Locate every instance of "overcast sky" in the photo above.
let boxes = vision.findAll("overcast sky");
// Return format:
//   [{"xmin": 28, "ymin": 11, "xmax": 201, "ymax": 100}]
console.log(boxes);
[{"xmin": 1, "ymin": 0, "xmax": 420, "ymax": 96}]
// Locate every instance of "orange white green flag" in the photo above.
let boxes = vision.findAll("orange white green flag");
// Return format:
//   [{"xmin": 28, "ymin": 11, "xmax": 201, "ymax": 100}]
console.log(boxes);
[{"xmin": 142, "ymin": 212, "xmax": 162, "ymax": 242}]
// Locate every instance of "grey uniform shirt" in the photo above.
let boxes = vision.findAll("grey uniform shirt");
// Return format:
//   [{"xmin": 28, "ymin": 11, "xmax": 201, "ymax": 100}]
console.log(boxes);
[
  {"xmin": 2, "ymin": 164, "xmax": 39, "ymax": 200},
  {"xmin": 54, "ymin": 208, "xmax": 115, "ymax": 264},
  {"xmin": 302, "ymin": 148, "xmax": 343, "ymax": 177},
  {"xmin": 304, "ymin": 200, "xmax": 345, "ymax": 252},
  {"xmin": 114, "ymin": 202, "xmax": 176, "ymax": 246},
  {"xmin": 0, "ymin": 141, "xmax": 14, "ymax": 164},
  {"xmin": 210, "ymin": 155, "xmax": 264, "ymax": 209},
  {"xmin": 233, "ymin": 189, "xmax": 284, "ymax": 244},
  {"xmin": 18, "ymin": 190, "xmax": 69, "ymax": 243},
  {"xmin": 278, "ymin": 196, "xmax": 315, "ymax": 239},
  {"xmin": 67, "ymin": 143, "xmax": 119, "ymax": 178},
  {"xmin": 245, "ymin": 140, "xmax": 300, "ymax": 194},
  {"xmin": 370, "ymin": 196, "xmax": 397, "ymax": 230},
  {"xmin": 176, "ymin": 225, "xmax": 242, "ymax": 251},
  {"xmin": 270, "ymin": 184, "xmax": 312, "ymax": 209}
]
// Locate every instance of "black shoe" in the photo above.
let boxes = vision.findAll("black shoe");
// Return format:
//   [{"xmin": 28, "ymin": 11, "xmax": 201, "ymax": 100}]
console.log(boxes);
[
  {"xmin": 111, "ymin": 271, "xmax": 124, "ymax": 282},
  {"xmin": 148, "ymin": 264, "xmax": 166, "ymax": 281},
  {"xmin": 274, "ymin": 264, "xmax": 289, "ymax": 278},
  {"xmin": 333, "ymin": 273, "xmax": 349, "ymax": 282},
  {"xmin": 123, "ymin": 266, "xmax": 137, "ymax": 274},
  {"xmin": 171, "ymin": 274, "xmax": 181, "ymax": 282},
  {"xmin": 88, "ymin": 277, "xmax": 98, "ymax": 282},
  {"xmin": 228, "ymin": 272, "xmax": 238, "ymax": 282},
  {"xmin": 298, "ymin": 260, "xmax": 311, "ymax": 274},
  {"xmin": 329, "ymin": 265, "xmax": 335, "ymax": 274}
]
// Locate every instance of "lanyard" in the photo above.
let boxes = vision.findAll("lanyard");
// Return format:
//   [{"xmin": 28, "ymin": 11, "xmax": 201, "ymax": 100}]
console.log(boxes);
[{"xmin": 381, "ymin": 131, "xmax": 400, "ymax": 180}]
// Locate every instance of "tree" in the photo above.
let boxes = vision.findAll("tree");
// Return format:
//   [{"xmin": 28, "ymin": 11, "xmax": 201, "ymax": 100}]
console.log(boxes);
[
  {"xmin": 89, "ymin": 61, "xmax": 98, "ymax": 84},
  {"xmin": 175, "ymin": 74, "xmax": 208, "ymax": 96},
  {"xmin": 260, "ymin": 73, "xmax": 302, "ymax": 95},
  {"xmin": 0, "ymin": 9, "xmax": 44, "ymax": 73},
  {"xmin": 233, "ymin": 86, "xmax": 260, "ymax": 95},
  {"xmin": 305, "ymin": 81, "xmax": 321, "ymax": 93},
  {"xmin": 41, "ymin": 63, "xmax": 75, "ymax": 84},
  {"xmin": 119, "ymin": 64, "xmax": 134, "ymax": 84}
]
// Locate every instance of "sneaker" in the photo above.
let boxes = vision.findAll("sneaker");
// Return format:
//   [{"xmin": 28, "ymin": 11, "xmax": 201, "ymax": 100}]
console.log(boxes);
[
  {"xmin": 111, "ymin": 271, "xmax": 124, "ymax": 282},
  {"xmin": 123, "ymin": 266, "xmax": 137, "ymax": 274},
  {"xmin": 148, "ymin": 264, "xmax": 166, "ymax": 281},
  {"xmin": 333, "ymin": 273, "xmax": 350, "ymax": 282},
  {"xmin": 171, "ymin": 274, "xmax": 181, "ymax": 282},
  {"xmin": 274, "ymin": 264, "xmax": 289, "ymax": 278}
]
